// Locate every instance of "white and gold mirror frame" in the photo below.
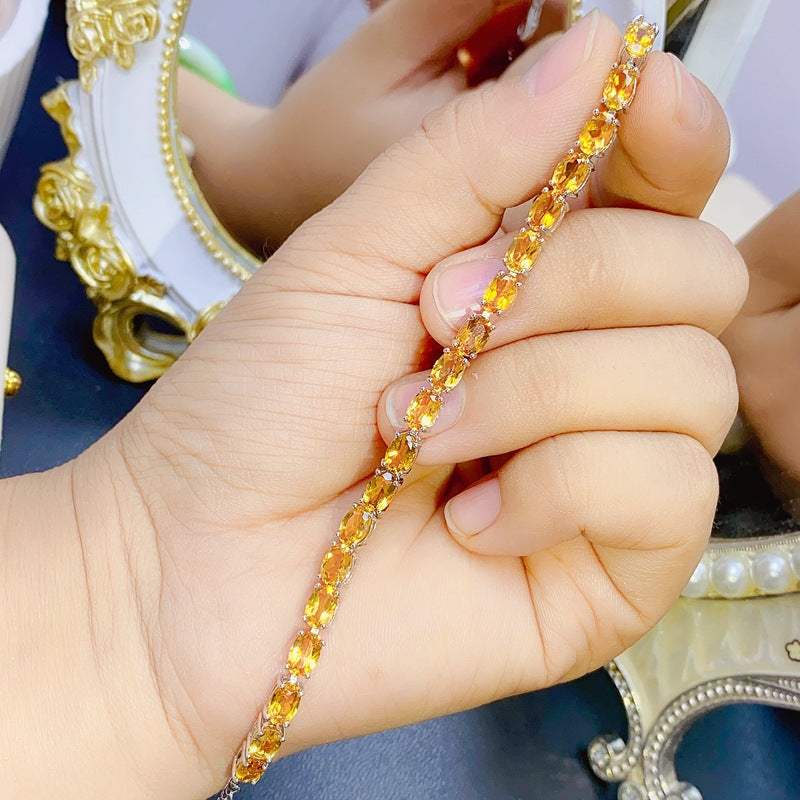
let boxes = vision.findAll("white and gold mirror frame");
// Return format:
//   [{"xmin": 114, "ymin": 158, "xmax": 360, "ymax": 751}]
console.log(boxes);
[{"xmin": 33, "ymin": 0, "xmax": 259, "ymax": 382}]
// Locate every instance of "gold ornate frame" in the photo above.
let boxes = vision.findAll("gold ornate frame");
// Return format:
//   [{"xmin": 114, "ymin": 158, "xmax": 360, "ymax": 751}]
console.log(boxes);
[{"xmin": 34, "ymin": 0, "xmax": 257, "ymax": 381}]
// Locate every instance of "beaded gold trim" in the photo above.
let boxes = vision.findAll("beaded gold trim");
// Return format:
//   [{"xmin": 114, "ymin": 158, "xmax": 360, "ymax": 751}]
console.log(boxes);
[
  {"xmin": 218, "ymin": 18, "xmax": 658, "ymax": 796},
  {"xmin": 157, "ymin": 0, "xmax": 259, "ymax": 282}
]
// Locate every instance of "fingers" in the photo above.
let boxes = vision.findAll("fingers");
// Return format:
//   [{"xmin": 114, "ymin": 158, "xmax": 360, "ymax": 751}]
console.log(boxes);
[
  {"xmin": 345, "ymin": 0, "xmax": 493, "ymax": 89},
  {"xmin": 729, "ymin": 190, "xmax": 800, "ymax": 315},
  {"xmin": 443, "ymin": 431, "xmax": 717, "ymax": 559},
  {"xmin": 266, "ymin": 12, "xmax": 626, "ymax": 301},
  {"xmin": 590, "ymin": 52, "xmax": 729, "ymax": 216},
  {"xmin": 378, "ymin": 325, "xmax": 739, "ymax": 459},
  {"xmin": 419, "ymin": 208, "xmax": 747, "ymax": 347}
]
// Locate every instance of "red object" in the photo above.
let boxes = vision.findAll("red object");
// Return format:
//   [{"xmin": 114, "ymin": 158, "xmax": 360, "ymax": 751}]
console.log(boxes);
[{"xmin": 457, "ymin": 3, "xmax": 532, "ymax": 86}]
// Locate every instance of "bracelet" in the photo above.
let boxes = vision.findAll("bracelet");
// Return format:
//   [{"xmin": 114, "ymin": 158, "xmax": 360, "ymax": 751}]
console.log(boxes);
[{"xmin": 218, "ymin": 16, "xmax": 657, "ymax": 797}]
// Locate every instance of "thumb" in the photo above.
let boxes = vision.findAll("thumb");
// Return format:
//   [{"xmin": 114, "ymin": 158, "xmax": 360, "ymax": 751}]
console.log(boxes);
[
  {"xmin": 339, "ymin": 0, "xmax": 498, "ymax": 90},
  {"xmin": 265, "ymin": 10, "xmax": 620, "ymax": 302}
]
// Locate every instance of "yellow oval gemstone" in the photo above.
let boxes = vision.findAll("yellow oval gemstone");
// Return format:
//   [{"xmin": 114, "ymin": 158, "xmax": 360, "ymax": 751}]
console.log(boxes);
[
  {"xmin": 267, "ymin": 680, "xmax": 302, "ymax": 725},
  {"xmin": 236, "ymin": 757, "xmax": 266, "ymax": 784},
  {"xmin": 288, "ymin": 629, "xmax": 323, "ymax": 677},
  {"xmin": 320, "ymin": 544, "xmax": 353, "ymax": 584},
  {"xmin": 624, "ymin": 18, "xmax": 656, "ymax": 57},
  {"xmin": 405, "ymin": 389, "xmax": 443, "ymax": 431},
  {"xmin": 248, "ymin": 725, "xmax": 283, "ymax": 763},
  {"xmin": 483, "ymin": 273, "xmax": 518, "ymax": 315},
  {"xmin": 505, "ymin": 229, "xmax": 542, "ymax": 275},
  {"xmin": 528, "ymin": 190, "xmax": 566, "ymax": 232},
  {"xmin": 429, "ymin": 350, "xmax": 468, "ymax": 392},
  {"xmin": 455, "ymin": 315, "xmax": 492, "ymax": 355},
  {"xmin": 338, "ymin": 505, "xmax": 376, "ymax": 546},
  {"xmin": 551, "ymin": 152, "xmax": 591, "ymax": 195},
  {"xmin": 579, "ymin": 111, "xmax": 617, "ymax": 156},
  {"xmin": 362, "ymin": 470, "xmax": 400, "ymax": 511},
  {"xmin": 304, "ymin": 583, "xmax": 339, "ymax": 628},
  {"xmin": 602, "ymin": 64, "xmax": 638, "ymax": 111},
  {"xmin": 383, "ymin": 433, "xmax": 420, "ymax": 474}
]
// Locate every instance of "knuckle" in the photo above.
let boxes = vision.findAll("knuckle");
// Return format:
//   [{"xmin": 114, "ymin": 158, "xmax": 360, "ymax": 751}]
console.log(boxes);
[
  {"xmin": 664, "ymin": 434, "xmax": 719, "ymax": 529},
  {"xmin": 680, "ymin": 325, "xmax": 739, "ymax": 421},
  {"xmin": 697, "ymin": 220, "xmax": 750, "ymax": 319}
]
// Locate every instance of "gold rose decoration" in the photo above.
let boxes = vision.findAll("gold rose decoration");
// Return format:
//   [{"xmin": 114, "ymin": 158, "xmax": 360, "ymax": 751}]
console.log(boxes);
[
  {"xmin": 32, "ymin": 85, "xmax": 194, "ymax": 381},
  {"xmin": 67, "ymin": 0, "xmax": 160, "ymax": 91}
]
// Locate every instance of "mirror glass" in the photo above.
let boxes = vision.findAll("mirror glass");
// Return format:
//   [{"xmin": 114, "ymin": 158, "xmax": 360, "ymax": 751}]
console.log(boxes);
[{"xmin": 171, "ymin": 0, "xmax": 799, "ymax": 540}]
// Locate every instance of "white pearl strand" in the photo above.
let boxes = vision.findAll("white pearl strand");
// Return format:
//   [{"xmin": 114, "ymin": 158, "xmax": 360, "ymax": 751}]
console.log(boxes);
[{"xmin": 683, "ymin": 545, "xmax": 800, "ymax": 599}]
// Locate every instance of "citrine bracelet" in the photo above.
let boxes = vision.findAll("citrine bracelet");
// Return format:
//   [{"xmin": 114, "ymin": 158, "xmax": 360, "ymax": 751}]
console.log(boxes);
[{"xmin": 218, "ymin": 17, "xmax": 658, "ymax": 798}]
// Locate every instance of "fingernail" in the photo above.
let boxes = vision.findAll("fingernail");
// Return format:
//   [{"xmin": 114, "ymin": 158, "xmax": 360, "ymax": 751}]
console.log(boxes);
[
  {"xmin": 385, "ymin": 379, "xmax": 465, "ymax": 433},
  {"xmin": 524, "ymin": 9, "xmax": 601, "ymax": 95},
  {"xmin": 670, "ymin": 54, "xmax": 707, "ymax": 131},
  {"xmin": 444, "ymin": 477, "xmax": 501, "ymax": 538},
  {"xmin": 433, "ymin": 259, "xmax": 504, "ymax": 329}
]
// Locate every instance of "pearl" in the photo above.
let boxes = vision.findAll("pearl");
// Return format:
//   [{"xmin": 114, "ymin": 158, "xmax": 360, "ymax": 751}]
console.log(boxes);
[
  {"xmin": 751, "ymin": 552, "xmax": 793, "ymax": 594},
  {"xmin": 791, "ymin": 547, "xmax": 800, "ymax": 579},
  {"xmin": 682, "ymin": 560, "xmax": 710, "ymax": 598},
  {"xmin": 711, "ymin": 555, "xmax": 749, "ymax": 598}
]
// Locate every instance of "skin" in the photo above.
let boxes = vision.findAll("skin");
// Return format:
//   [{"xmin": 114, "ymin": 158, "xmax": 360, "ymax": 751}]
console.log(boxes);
[
  {"xmin": 722, "ymin": 190, "xmax": 800, "ymax": 518},
  {"xmin": 1, "ymin": 11, "xmax": 747, "ymax": 800},
  {"xmin": 179, "ymin": 0, "xmax": 569, "ymax": 252}
]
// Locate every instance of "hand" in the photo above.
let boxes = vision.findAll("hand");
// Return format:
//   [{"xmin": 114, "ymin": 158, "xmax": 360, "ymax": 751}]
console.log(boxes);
[
  {"xmin": 181, "ymin": 0, "xmax": 568, "ymax": 252},
  {"xmin": 721, "ymin": 190, "xmax": 800, "ymax": 517},
  {"xmin": 4, "ymin": 13, "xmax": 745, "ymax": 799}
]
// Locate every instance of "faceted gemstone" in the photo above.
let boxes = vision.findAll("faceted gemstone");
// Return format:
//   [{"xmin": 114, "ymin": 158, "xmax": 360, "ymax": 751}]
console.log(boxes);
[
  {"xmin": 579, "ymin": 111, "xmax": 617, "ymax": 156},
  {"xmin": 338, "ymin": 506, "xmax": 376, "ymax": 547},
  {"xmin": 528, "ymin": 190, "xmax": 566, "ymax": 232},
  {"xmin": 551, "ymin": 152, "xmax": 591, "ymax": 195},
  {"xmin": 267, "ymin": 680, "xmax": 302, "ymax": 725},
  {"xmin": 456, "ymin": 317, "xmax": 492, "ymax": 358},
  {"xmin": 505, "ymin": 229, "xmax": 542, "ymax": 274},
  {"xmin": 405, "ymin": 389, "xmax": 443, "ymax": 431},
  {"xmin": 304, "ymin": 583, "xmax": 339, "ymax": 628},
  {"xmin": 382, "ymin": 432, "xmax": 420, "ymax": 474},
  {"xmin": 235, "ymin": 757, "xmax": 266, "ymax": 783},
  {"xmin": 248, "ymin": 725, "xmax": 283, "ymax": 763},
  {"xmin": 483, "ymin": 273, "xmax": 518, "ymax": 314},
  {"xmin": 288, "ymin": 629, "xmax": 323, "ymax": 677},
  {"xmin": 602, "ymin": 64, "xmax": 638, "ymax": 111},
  {"xmin": 624, "ymin": 18, "xmax": 657, "ymax": 57},
  {"xmin": 320, "ymin": 544, "xmax": 353, "ymax": 584},
  {"xmin": 429, "ymin": 350, "xmax": 468, "ymax": 392},
  {"xmin": 362, "ymin": 470, "xmax": 400, "ymax": 511}
]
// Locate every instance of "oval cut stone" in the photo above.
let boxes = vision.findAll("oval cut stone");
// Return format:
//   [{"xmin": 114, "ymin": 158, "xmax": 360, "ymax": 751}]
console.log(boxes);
[
  {"xmin": 288, "ymin": 629, "xmax": 323, "ymax": 677},
  {"xmin": 429, "ymin": 350, "xmax": 468, "ymax": 392},
  {"xmin": 362, "ymin": 471, "xmax": 399, "ymax": 512},
  {"xmin": 320, "ymin": 544, "xmax": 353, "ymax": 584},
  {"xmin": 579, "ymin": 111, "xmax": 617, "ymax": 156},
  {"xmin": 551, "ymin": 152, "xmax": 591, "ymax": 195},
  {"xmin": 248, "ymin": 725, "xmax": 283, "ymax": 763},
  {"xmin": 483, "ymin": 273, "xmax": 518, "ymax": 314},
  {"xmin": 405, "ymin": 389, "xmax": 442, "ymax": 431},
  {"xmin": 528, "ymin": 190, "xmax": 566, "ymax": 232},
  {"xmin": 383, "ymin": 432, "xmax": 420, "ymax": 474},
  {"xmin": 236, "ymin": 758, "xmax": 266, "ymax": 784},
  {"xmin": 624, "ymin": 18, "xmax": 656, "ymax": 57},
  {"xmin": 267, "ymin": 680, "xmax": 302, "ymax": 725},
  {"xmin": 338, "ymin": 506, "xmax": 376, "ymax": 546},
  {"xmin": 455, "ymin": 315, "xmax": 491, "ymax": 355},
  {"xmin": 603, "ymin": 64, "xmax": 638, "ymax": 111},
  {"xmin": 505, "ymin": 229, "xmax": 542, "ymax": 274},
  {"xmin": 304, "ymin": 583, "xmax": 339, "ymax": 628}
]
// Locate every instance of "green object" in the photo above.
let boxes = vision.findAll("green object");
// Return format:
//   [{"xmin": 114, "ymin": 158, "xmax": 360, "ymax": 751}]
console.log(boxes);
[{"xmin": 178, "ymin": 34, "xmax": 238, "ymax": 96}]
